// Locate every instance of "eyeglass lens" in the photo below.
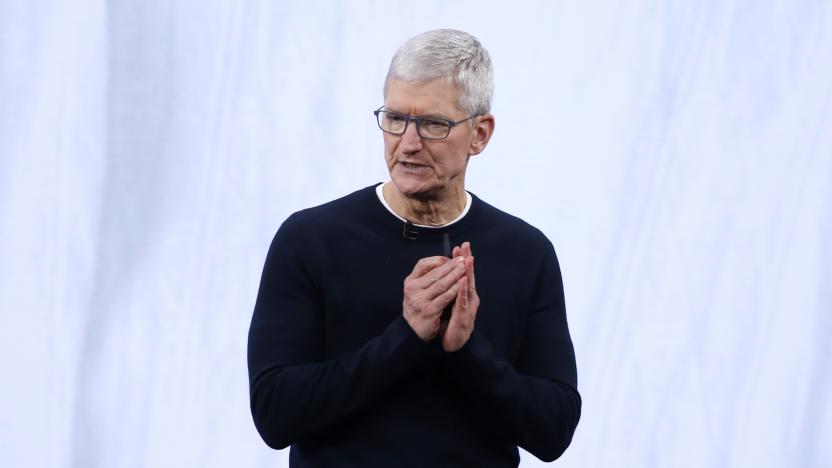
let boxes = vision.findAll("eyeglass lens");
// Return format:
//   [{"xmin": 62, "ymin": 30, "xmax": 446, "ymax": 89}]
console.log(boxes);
[{"xmin": 377, "ymin": 112, "xmax": 451, "ymax": 139}]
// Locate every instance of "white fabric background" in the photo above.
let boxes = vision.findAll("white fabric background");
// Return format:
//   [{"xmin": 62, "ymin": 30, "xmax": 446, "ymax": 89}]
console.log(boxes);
[{"xmin": 1, "ymin": 1, "xmax": 830, "ymax": 467}]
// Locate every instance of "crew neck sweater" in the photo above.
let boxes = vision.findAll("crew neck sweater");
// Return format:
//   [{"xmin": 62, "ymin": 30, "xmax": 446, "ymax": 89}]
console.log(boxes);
[{"xmin": 248, "ymin": 184, "xmax": 581, "ymax": 467}]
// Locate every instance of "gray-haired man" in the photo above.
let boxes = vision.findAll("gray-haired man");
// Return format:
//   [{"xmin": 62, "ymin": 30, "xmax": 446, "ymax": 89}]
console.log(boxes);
[{"xmin": 248, "ymin": 29, "xmax": 580, "ymax": 467}]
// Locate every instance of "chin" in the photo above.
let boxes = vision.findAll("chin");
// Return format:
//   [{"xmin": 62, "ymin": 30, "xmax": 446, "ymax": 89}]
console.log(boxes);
[{"xmin": 390, "ymin": 177, "xmax": 441, "ymax": 201}]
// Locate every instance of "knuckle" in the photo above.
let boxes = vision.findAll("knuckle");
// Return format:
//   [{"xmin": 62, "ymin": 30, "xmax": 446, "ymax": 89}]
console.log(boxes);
[
  {"xmin": 435, "ymin": 276, "xmax": 452, "ymax": 290},
  {"xmin": 436, "ymin": 280, "xmax": 455, "ymax": 296},
  {"xmin": 415, "ymin": 298, "xmax": 431, "ymax": 313},
  {"xmin": 421, "ymin": 256, "xmax": 442, "ymax": 267}
]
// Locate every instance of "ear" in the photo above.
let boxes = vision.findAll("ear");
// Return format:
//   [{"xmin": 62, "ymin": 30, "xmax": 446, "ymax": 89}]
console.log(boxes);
[{"xmin": 467, "ymin": 113, "xmax": 495, "ymax": 156}]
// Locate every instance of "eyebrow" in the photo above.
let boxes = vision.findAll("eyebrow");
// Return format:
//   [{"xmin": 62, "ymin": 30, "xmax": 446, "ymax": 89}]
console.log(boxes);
[{"xmin": 383, "ymin": 108, "xmax": 453, "ymax": 121}]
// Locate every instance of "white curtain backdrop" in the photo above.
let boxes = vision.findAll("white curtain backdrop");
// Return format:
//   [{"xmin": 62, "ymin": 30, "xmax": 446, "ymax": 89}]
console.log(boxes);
[{"xmin": 1, "ymin": 1, "xmax": 830, "ymax": 467}]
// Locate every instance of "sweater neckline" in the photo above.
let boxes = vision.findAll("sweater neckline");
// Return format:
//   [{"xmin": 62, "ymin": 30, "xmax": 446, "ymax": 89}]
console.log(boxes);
[
  {"xmin": 374, "ymin": 182, "xmax": 472, "ymax": 229},
  {"xmin": 366, "ymin": 183, "xmax": 482, "ymax": 240}
]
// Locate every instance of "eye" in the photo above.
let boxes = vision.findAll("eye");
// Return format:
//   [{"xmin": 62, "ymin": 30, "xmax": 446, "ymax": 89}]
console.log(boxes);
[
  {"xmin": 422, "ymin": 119, "xmax": 448, "ymax": 127},
  {"xmin": 421, "ymin": 118, "xmax": 449, "ymax": 131},
  {"xmin": 385, "ymin": 113, "xmax": 406, "ymax": 123}
]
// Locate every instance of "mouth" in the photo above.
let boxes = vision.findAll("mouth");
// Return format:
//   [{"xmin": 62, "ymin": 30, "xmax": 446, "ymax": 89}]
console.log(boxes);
[{"xmin": 399, "ymin": 161, "xmax": 429, "ymax": 170}]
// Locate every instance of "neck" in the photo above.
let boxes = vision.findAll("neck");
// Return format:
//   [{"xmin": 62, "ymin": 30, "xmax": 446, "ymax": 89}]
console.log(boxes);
[{"xmin": 383, "ymin": 182, "xmax": 466, "ymax": 226}]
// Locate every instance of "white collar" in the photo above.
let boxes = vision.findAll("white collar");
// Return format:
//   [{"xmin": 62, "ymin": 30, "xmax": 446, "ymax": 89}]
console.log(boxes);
[{"xmin": 375, "ymin": 182, "xmax": 472, "ymax": 228}]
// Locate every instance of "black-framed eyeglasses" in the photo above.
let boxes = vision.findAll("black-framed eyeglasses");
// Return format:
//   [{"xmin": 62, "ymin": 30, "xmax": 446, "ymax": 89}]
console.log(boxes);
[{"xmin": 373, "ymin": 106, "xmax": 481, "ymax": 140}]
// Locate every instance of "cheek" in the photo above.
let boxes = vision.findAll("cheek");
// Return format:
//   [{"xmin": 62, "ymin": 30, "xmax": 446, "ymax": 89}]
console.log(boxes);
[
  {"xmin": 439, "ymin": 145, "xmax": 468, "ymax": 168},
  {"xmin": 382, "ymin": 137, "xmax": 398, "ymax": 160}
]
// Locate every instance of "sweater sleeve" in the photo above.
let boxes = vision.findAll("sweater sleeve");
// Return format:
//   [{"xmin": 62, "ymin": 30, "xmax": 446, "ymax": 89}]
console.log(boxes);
[
  {"xmin": 247, "ymin": 215, "xmax": 430, "ymax": 449},
  {"xmin": 441, "ymin": 236, "xmax": 581, "ymax": 462}
]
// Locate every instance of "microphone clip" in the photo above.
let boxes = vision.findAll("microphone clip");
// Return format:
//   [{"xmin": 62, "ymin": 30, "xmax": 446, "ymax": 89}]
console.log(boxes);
[{"xmin": 402, "ymin": 220, "xmax": 418, "ymax": 240}]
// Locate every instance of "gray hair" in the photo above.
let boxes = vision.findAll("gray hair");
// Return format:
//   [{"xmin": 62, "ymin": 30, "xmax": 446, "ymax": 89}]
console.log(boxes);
[{"xmin": 384, "ymin": 29, "xmax": 494, "ymax": 117}]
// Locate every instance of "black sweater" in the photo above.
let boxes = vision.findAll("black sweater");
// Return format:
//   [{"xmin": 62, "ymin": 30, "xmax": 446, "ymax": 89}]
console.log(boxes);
[{"xmin": 248, "ymin": 185, "xmax": 580, "ymax": 467}]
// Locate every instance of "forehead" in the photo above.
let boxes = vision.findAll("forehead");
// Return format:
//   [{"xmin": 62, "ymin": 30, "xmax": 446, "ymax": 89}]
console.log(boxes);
[{"xmin": 384, "ymin": 78, "xmax": 463, "ymax": 116}]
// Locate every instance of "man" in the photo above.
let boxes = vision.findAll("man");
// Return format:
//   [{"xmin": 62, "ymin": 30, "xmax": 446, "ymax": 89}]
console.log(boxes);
[{"xmin": 248, "ymin": 29, "xmax": 580, "ymax": 467}]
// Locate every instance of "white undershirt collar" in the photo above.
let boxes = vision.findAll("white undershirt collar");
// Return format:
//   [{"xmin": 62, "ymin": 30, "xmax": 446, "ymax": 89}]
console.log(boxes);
[{"xmin": 375, "ymin": 182, "xmax": 472, "ymax": 228}]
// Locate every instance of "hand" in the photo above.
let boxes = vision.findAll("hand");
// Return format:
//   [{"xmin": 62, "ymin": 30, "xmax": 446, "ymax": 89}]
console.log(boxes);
[
  {"xmin": 403, "ymin": 255, "xmax": 468, "ymax": 341},
  {"xmin": 442, "ymin": 242, "xmax": 480, "ymax": 352}
]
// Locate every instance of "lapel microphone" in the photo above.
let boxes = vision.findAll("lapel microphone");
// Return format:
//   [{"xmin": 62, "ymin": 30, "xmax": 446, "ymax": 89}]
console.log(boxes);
[{"xmin": 402, "ymin": 220, "xmax": 418, "ymax": 240}]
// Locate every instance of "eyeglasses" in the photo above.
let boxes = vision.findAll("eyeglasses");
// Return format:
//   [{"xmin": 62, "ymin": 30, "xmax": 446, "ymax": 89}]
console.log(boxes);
[{"xmin": 373, "ymin": 107, "xmax": 481, "ymax": 140}]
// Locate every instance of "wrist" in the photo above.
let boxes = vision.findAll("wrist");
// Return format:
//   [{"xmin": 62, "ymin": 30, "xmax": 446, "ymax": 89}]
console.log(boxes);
[{"xmin": 403, "ymin": 313, "xmax": 438, "ymax": 342}]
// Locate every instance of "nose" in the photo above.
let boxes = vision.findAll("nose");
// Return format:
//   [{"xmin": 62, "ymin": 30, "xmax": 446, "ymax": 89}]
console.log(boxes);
[{"xmin": 398, "ymin": 120, "xmax": 423, "ymax": 153}]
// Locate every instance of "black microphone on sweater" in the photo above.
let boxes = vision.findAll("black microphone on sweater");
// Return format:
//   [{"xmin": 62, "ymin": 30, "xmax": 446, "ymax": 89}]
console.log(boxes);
[{"xmin": 402, "ymin": 220, "xmax": 418, "ymax": 240}]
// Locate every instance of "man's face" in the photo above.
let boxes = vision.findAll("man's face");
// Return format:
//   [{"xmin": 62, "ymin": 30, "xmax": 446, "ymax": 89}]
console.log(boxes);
[{"xmin": 382, "ymin": 78, "xmax": 481, "ymax": 200}]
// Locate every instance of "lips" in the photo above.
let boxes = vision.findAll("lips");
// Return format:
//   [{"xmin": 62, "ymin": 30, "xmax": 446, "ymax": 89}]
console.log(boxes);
[{"xmin": 399, "ymin": 161, "xmax": 429, "ymax": 170}]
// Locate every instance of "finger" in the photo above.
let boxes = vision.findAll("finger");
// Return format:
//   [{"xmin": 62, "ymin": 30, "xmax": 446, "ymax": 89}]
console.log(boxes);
[
  {"xmin": 456, "ymin": 277, "xmax": 473, "ymax": 324},
  {"xmin": 462, "ymin": 241, "xmax": 472, "ymax": 258},
  {"xmin": 425, "ymin": 259, "xmax": 467, "ymax": 299},
  {"xmin": 415, "ymin": 256, "xmax": 464, "ymax": 289},
  {"xmin": 432, "ymin": 281, "xmax": 460, "ymax": 309},
  {"xmin": 465, "ymin": 256, "xmax": 476, "ymax": 293},
  {"xmin": 452, "ymin": 245, "xmax": 461, "ymax": 258},
  {"xmin": 445, "ymin": 278, "xmax": 471, "ymax": 349},
  {"xmin": 410, "ymin": 256, "xmax": 450, "ymax": 278},
  {"xmin": 457, "ymin": 276, "xmax": 468, "ymax": 310}
]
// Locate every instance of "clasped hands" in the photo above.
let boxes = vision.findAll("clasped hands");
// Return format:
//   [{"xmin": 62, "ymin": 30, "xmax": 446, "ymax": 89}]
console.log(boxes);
[{"xmin": 403, "ymin": 241, "xmax": 479, "ymax": 352}]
